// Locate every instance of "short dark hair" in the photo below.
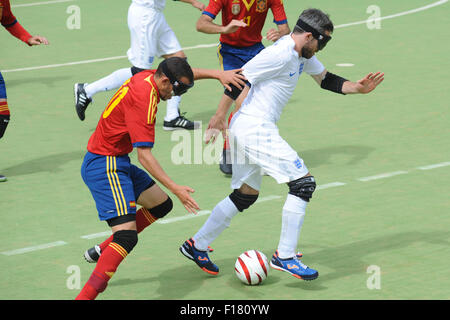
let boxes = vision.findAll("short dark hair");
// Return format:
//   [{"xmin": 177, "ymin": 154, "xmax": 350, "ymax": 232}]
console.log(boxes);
[
  {"xmin": 294, "ymin": 8, "xmax": 334, "ymax": 35},
  {"xmin": 156, "ymin": 57, "xmax": 194, "ymax": 84}
]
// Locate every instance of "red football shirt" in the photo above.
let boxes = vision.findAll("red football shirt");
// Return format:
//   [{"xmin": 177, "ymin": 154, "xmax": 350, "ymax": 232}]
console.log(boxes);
[
  {"xmin": 87, "ymin": 70, "xmax": 160, "ymax": 156},
  {"xmin": 203, "ymin": 0, "xmax": 287, "ymax": 47},
  {"xmin": 1, "ymin": 0, "xmax": 32, "ymax": 43}
]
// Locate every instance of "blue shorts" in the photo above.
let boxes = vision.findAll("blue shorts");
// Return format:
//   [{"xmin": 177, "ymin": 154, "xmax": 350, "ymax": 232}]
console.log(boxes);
[
  {"xmin": 81, "ymin": 152, "xmax": 155, "ymax": 222},
  {"xmin": 217, "ymin": 42, "xmax": 265, "ymax": 71},
  {"xmin": 0, "ymin": 72, "xmax": 7, "ymax": 100}
]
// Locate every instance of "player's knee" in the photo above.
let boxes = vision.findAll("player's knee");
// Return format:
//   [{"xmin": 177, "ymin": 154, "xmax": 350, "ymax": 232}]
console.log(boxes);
[
  {"xmin": 148, "ymin": 196, "xmax": 173, "ymax": 219},
  {"xmin": 112, "ymin": 229, "xmax": 138, "ymax": 254},
  {"xmin": 229, "ymin": 189, "xmax": 259, "ymax": 212},
  {"xmin": 288, "ymin": 176, "xmax": 317, "ymax": 202}
]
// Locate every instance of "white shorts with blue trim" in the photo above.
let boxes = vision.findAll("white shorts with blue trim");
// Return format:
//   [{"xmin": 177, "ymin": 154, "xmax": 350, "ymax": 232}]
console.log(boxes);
[{"xmin": 229, "ymin": 112, "xmax": 309, "ymax": 190}]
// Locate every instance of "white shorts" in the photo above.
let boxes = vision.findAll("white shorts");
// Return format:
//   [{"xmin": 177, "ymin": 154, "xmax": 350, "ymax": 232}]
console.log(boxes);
[
  {"xmin": 126, "ymin": 3, "xmax": 182, "ymax": 69},
  {"xmin": 229, "ymin": 112, "xmax": 309, "ymax": 191}
]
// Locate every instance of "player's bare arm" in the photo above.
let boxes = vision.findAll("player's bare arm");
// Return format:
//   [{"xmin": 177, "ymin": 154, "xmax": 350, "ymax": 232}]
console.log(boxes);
[
  {"xmin": 192, "ymin": 68, "xmax": 246, "ymax": 92},
  {"xmin": 205, "ymin": 84, "xmax": 250, "ymax": 144},
  {"xmin": 179, "ymin": 0, "xmax": 206, "ymax": 11},
  {"xmin": 196, "ymin": 14, "xmax": 247, "ymax": 34},
  {"xmin": 266, "ymin": 23, "xmax": 290, "ymax": 42},
  {"xmin": 136, "ymin": 147, "xmax": 200, "ymax": 214},
  {"xmin": 311, "ymin": 69, "xmax": 384, "ymax": 94}
]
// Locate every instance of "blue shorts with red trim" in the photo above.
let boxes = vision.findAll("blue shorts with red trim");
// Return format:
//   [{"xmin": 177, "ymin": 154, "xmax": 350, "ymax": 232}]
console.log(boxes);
[
  {"xmin": 81, "ymin": 152, "xmax": 155, "ymax": 222},
  {"xmin": 0, "ymin": 72, "xmax": 7, "ymax": 100},
  {"xmin": 218, "ymin": 42, "xmax": 265, "ymax": 71}
]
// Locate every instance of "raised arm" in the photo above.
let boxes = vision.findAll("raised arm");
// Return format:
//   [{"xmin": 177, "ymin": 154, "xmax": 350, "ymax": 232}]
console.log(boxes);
[
  {"xmin": 311, "ymin": 69, "xmax": 384, "ymax": 95},
  {"xmin": 196, "ymin": 13, "xmax": 247, "ymax": 34}
]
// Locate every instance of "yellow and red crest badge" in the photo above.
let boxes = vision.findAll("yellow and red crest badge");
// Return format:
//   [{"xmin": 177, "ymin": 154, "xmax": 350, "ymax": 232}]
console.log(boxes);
[
  {"xmin": 256, "ymin": 0, "xmax": 267, "ymax": 12},
  {"xmin": 231, "ymin": 2, "xmax": 241, "ymax": 15}
]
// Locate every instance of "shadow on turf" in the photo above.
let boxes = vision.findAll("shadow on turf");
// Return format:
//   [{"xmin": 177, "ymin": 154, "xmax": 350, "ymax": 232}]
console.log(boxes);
[
  {"xmin": 108, "ymin": 231, "xmax": 450, "ymax": 297},
  {"xmin": 301, "ymin": 145, "xmax": 376, "ymax": 168},
  {"xmin": 1, "ymin": 150, "xmax": 85, "ymax": 177}
]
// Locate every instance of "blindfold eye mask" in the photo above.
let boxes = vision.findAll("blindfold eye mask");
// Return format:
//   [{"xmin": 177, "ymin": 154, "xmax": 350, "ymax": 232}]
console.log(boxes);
[
  {"xmin": 160, "ymin": 60, "xmax": 194, "ymax": 96},
  {"xmin": 296, "ymin": 19, "xmax": 332, "ymax": 51}
]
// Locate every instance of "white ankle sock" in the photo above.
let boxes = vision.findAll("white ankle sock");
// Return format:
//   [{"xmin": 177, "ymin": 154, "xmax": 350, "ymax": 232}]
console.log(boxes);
[
  {"xmin": 277, "ymin": 194, "xmax": 307, "ymax": 259},
  {"xmin": 193, "ymin": 197, "xmax": 239, "ymax": 251},
  {"xmin": 84, "ymin": 68, "xmax": 132, "ymax": 98},
  {"xmin": 164, "ymin": 95, "xmax": 181, "ymax": 121}
]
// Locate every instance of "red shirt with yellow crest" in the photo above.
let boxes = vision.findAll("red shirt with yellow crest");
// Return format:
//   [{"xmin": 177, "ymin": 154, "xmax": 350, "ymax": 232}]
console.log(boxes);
[
  {"xmin": 203, "ymin": 0, "xmax": 287, "ymax": 47},
  {"xmin": 87, "ymin": 70, "xmax": 160, "ymax": 156}
]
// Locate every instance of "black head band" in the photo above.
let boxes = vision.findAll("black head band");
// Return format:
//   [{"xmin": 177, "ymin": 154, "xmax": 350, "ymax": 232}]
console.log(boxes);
[
  {"xmin": 160, "ymin": 59, "xmax": 194, "ymax": 96},
  {"xmin": 296, "ymin": 19, "xmax": 332, "ymax": 51}
]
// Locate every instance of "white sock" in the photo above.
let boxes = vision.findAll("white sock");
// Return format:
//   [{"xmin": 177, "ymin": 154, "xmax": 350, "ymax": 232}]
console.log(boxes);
[
  {"xmin": 277, "ymin": 194, "xmax": 308, "ymax": 259},
  {"xmin": 84, "ymin": 68, "xmax": 132, "ymax": 98},
  {"xmin": 164, "ymin": 95, "xmax": 181, "ymax": 121},
  {"xmin": 193, "ymin": 197, "xmax": 239, "ymax": 251}
]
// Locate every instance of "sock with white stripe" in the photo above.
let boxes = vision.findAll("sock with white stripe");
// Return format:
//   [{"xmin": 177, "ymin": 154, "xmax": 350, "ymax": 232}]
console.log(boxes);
[
  {"xmin": 84, "ymin": 68, "xmax": 132, "ymax": 98},
  {"xmin": 193, "ymin": 197, "xmax": 239, "ymax": 251},
  {"xmin": 164, "ymin": 95, "xmax": 181, "ymax": 122},
  {"xmin": 277, "ymin": 194, "xmax": 307, "ymax": 259}
]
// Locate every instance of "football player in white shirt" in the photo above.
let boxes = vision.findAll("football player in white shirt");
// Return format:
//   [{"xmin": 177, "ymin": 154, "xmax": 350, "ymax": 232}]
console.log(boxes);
[
  {"xmin": 74, "ymin": 0, "xmax": 205, "ymax": 130},
  {"xmin": 180, "ymin": 8, "xmax": 384, "ymax": 280}
]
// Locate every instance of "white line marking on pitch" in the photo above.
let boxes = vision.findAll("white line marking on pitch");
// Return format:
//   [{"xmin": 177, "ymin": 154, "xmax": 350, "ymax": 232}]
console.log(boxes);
[
  {"xmin": 12, "ymin": 0, "xmax": 75, "ymax": 8},
  {"xmin": 317, "ymin": 182, "xmax": 347, "ymax": 190},
  {"xmin": 1, "ymin": 241, "xmax": 67, "ymax": 256},
  {"xmin": 336, "ymin": 63, "xmax": 355, "ymax": 67},
  {"xmin": 80, "ymin": 231, "xmax": 112, "ymax": 240},
  {"xmin": 357, "ymin": 171, "xmax": 409, "ymax": 182},
  {"xmin": 416, "ymin": 162, "xmax": 450, "ymax": 170},
  {"xmin": 2, "ymin": 0, "xmax": 447, "ymax": 73}
]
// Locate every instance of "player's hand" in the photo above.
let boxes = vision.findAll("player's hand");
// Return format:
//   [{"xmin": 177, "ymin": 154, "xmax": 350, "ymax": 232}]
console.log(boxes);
[
  {"xmin": 173, "ymin": 185, "xmax": 200, "ymax": 214},
  {"xmin": 191, "ymin": 0, "xmax": 205, "ymax": 11},
  {"xmin": 205, "ymin": 113, "xmax": 228, "ymax": 144},
  {"xmin": 219, "ymin": 69, "xmax": 246, "ymax": 92},
  {"xmin": 266, "ymin": 28, "xmax": 282, "ymax": 42},
  {"xmin": 27, "ymin": 35, "xmax": 49, "ymax": 46},
  {"xmin": 354, "ymin": 72, "xmax": 385, "ymax": 94},
  {"xmin": 222, "ymin": 19, "xmax": 248, "ymax": 34}
]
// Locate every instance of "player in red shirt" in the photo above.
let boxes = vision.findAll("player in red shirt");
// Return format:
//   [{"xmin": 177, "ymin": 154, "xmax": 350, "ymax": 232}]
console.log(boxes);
[
  {"xmin": 196, "ymin": 0, "xmax": 290, "ymax": 175},
  {"xmin": 76, "ymin": 57, "xmax": 245, "ymax": 300},
  {"xmin": 0, "ymin": 0, "xmax": 48, "ymax": 182}
]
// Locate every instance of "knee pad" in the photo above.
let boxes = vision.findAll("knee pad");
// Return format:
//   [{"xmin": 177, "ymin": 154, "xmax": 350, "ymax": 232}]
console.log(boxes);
[
  {"xmin": 148, "ymin": 197, "xmax": 173, "ymax": 219},
  {"xmin": 288, "ymin": 176, "xmax": 317, "ymax": 202},
  {"xmin": 229, "ymin": 189, "xmax": 258, "ymax": 212},
  {"xmin": 112, "ymin": 230, "xmax": 138, "ymax": 254}
]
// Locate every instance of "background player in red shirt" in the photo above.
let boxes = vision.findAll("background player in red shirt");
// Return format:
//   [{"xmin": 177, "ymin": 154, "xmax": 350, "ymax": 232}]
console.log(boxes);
[
  {"xmin": 0, "ymin": 0, "xmax": 49, "ymax": 182},
  {"xmin": 196, "ymin": 0, "xmax": 290, "ymax": 175},
  {"xmin": 76, "ymin": 57, "xmax": 245, "ymax": 300}
]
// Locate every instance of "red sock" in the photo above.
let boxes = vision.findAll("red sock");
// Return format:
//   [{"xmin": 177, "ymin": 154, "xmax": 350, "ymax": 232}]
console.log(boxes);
[
  {"xmin": 76, "ymin": 242, "xmax": 128, "ymax": 300},
  {"xmin": 0, "ymin": 101, "xmax": 10, "ymax": 116},
  {"xmin": 99, "ymin": 208, "xmax": 157, "ymax": 252},
  {"xmin": 223, "ymin": 111, "xmax": 233, "ymax": 150}
]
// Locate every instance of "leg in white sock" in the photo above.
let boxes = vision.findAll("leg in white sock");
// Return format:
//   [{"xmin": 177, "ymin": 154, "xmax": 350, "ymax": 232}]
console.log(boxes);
[
  {"xmin": 277, "ymin": 194, "xmax": 308, "ymax": 259},
  {"xmin": 84, "ymin": 68, "xmax": 133, "ymax": 99},
  {"xmin": 164, "ymin": 95, "xmax": 181, "ymax": 122},
  {"xmin": 193, "ymin": 196, "xmax": 239, "ymax": 251}
]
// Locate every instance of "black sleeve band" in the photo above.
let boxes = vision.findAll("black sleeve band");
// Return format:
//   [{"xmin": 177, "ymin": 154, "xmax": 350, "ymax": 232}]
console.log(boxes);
[
  {"xmin": 224, "ymin": 83, "xmax": 243, "ymax": 101},
  {"xmin": 320, "ymin": 72, "xmax": 348, "ymax": 95}
]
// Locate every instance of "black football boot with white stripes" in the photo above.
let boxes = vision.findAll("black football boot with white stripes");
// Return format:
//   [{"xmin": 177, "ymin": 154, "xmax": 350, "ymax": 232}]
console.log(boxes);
[
  {"xmin": 163, "ymin": 112, "xmax": 200, "ymax": 130},
  {"xmin": 74, "ymin": 83, "xmax": 92, "ymax": 121}
]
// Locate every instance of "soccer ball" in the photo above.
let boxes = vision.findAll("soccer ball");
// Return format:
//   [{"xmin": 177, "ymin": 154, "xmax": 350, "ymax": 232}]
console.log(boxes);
[{"xmin": 234, "ymin": 250, "xmax": 269, "ymax": 285}]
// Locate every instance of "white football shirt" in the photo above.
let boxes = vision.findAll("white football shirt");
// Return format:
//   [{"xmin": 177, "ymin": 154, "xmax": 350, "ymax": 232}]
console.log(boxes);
[{"xmin": 241, "ymin": 35, "xmax": 325, "ymax": 123}]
